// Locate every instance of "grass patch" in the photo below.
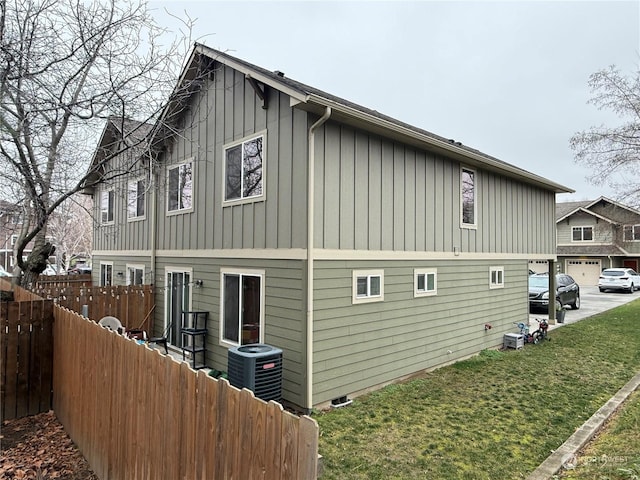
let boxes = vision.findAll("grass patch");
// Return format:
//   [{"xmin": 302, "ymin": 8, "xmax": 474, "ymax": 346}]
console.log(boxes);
[
  {"xmin": 558, "ymin": 390, "xmax": 640, "ymax": 480},
  {"xmin": 314, "ymin": 300, "xmax": 640, "ymax": 479}
]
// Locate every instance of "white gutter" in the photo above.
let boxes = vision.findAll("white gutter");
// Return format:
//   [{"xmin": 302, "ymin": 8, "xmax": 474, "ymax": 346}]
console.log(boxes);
[{"xmin": 306, "ymin": 107, "xmax": 332, "ymax": 410}]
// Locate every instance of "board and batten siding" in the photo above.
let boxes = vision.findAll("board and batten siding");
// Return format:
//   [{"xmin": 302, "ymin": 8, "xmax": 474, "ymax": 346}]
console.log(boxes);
[
  {"xmin": 153, "ymin": 256, "xmax": 307, "ymax": 407},
  {"xmin": 312, "ymin": 259, "xmax": 528, "ymax": 405},
  {"xmin": 92, "ymin": 166, "xmax": 151, "ymax": 253},
  {"xmin": 154, "ymin": 63, "xmax": 309, "ymax": 253},
  {"xmin": 313, "ymin": 121, "xmax": 556, "ymax": 255}
]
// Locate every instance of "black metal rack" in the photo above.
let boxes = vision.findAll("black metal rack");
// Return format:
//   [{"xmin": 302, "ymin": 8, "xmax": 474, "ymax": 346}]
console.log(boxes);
[{"xmin": 180, "ymin": 311, "xmax": 208, "ymax": 369}]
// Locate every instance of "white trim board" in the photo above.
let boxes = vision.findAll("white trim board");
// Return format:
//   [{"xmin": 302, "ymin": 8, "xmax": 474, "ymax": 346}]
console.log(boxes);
[{"xmin": 94, "ymin": 248, "xmax": 555, "ymax": 262}]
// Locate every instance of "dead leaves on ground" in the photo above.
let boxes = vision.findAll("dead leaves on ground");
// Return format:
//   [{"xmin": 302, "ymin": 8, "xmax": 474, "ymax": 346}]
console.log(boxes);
[{"xmin": 1, "ymin": 411, "xmax": 97, "ymax": 480}]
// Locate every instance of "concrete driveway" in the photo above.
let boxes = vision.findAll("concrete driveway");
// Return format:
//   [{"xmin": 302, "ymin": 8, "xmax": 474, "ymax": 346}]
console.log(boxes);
[{"xmin": 529, "ymin": 286, "xmax": 640, "ymax": 331}]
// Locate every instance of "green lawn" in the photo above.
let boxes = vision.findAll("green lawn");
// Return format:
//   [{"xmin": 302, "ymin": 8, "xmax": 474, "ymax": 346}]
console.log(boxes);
[
  {"xmin": 559, "ymin": 390, "xmax": 640, "ymax": 480},
  {"xmin": 314, "ymin": 300, "xmax": 640, "ymax": 480}
]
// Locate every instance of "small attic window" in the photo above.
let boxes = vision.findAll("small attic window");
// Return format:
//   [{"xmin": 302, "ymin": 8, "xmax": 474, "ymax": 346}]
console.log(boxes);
[{"xmin": 274, "ymin": 70, "xmax": 285, "ymax": 77}]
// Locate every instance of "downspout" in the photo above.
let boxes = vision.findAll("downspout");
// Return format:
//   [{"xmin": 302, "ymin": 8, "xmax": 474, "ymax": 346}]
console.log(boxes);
[
  {"xmin": 306, "ymin": 107, "xmax": 331, "ymax": 410},
  {"xmin": 149, "ymin": 164, "xmax": 157, "ymax": 300}
]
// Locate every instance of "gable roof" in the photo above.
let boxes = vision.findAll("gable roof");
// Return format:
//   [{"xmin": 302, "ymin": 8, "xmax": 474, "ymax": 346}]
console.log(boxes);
[
  {"xmin": 555, "ymin": 200, "xmax": 592, "ymax": 220},
  {"xmin": 584, "ymin": 196, "xmax": 640, "ymax": 216},
  {"xmin": 84, "ymin": 117, "xmax": 153, "ymax": 189},
  {"xmin": 556, "ymin": 196, "xmax": 640, "ymax": 223},
  {"xmin": 153, "ymin": 43, "xmax": 573, "ymax": 195},
  {"xmin": 557, "ymin": 206, "xmax": 617, "ymax": 225}
]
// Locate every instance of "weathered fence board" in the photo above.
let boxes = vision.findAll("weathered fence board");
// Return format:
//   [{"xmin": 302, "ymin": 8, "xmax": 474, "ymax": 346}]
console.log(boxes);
[
  {"xmin": 1, "ymin": 299, "xmax": 54, "ymax": 421},
  {"xmin": 34, "ymin": 274, "xmax": 92, "ymax": 289},
  {"xmin": 33, "ymin": 284, "xmax": 154, "ymax": 333},
  {"xmin": 53, "ymin": 306, "xmax": 318, "ymax": 479}
]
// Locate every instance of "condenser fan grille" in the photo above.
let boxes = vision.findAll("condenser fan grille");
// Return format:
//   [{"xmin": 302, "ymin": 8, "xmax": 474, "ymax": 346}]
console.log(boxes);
[{"xmin": 227, "ymin": 344, "xmax": 283, "ymax": 402}]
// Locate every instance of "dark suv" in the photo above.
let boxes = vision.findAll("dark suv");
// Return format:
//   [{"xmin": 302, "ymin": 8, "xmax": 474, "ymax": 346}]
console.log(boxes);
[{"xmin": 528, "ymin": 273, "xmax": 580, "ymax": 311}]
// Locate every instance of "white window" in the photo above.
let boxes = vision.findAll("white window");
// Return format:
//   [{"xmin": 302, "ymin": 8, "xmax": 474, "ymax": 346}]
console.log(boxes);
[
  {"xmin": 224, "ymin": 134, "xmax": 264, "ymax": 203},
  {"xmin": 126, "ymin": 264, "xmax": 145, "ymax": 285},
  {"xmin": 414, "ymin": 269, "xmax": 437, "ymax": 297},
  {"xmin": 10, "ymin": 234, "xmax": 18, "ymax": 246},
  {"xmin": 167, "ymin": 161, "xmax": 193, "ymax": 213},
  {"xmin": 572, "ymin": 226, "xmax": 593, "ymax": 242},
  {"xmin": 352, "ymin": 270, "xmax": 384, "ymax": 304},
  {"xmin": 489, "ymin": 266, "xmax": 504, "ymax": 289},
  {"xmin": 623, "ymin": 225, "xmax": 640, "ymax": 241},
  {"xmin": 100, "ymin": 188, "xmax": 114, "ymax": 224},
  {"xmin": 128, "ymin": 179, "xmax": 146, "ymax": 220},
  {"xmin": 100, "ymin": 262, "xmax": 113, "ymax": 286},
  {"xmin": 461, "ymin": 167, "xmax": 476, "ymax": 227},
  {"xmin": 220, "ymin": 268, "xmax": 264, "ymax": 347}
]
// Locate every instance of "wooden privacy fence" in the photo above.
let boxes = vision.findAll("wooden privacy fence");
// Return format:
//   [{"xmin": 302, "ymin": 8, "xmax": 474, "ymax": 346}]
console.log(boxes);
[
  {"xmin": 35, "ymin": 284, "xmax": 155, "ymax": 332},
  {"xmin": 1, "ymin": 298, "xmax": 54, "ymax": 421},
  {"xmin": 34, "ymin": 273, "xmax": 92, "ymax": 288},
  {"xmin": 53, "ymin": 306, "xmax": 319, "ymax": 480}
]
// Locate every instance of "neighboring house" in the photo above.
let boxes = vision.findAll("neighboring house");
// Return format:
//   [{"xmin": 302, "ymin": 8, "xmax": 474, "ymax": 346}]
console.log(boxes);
[
  {"xmin": 555, "ymin": 197, "xmax": 640, "ymax": 285},
  {"xmin": 0, "ymin": 200, "xmax": 57, "ymax": 272},
  {"xmin": 0, "ymin": 200, "xmax": 24, "ymax": 271},
  {"xmin": 89, "ymin": 44, "xmax": 571, "ymax": 410},
  {"xmin": 0, "ymin": 200, "xmax": 75, "ymax": 273}
]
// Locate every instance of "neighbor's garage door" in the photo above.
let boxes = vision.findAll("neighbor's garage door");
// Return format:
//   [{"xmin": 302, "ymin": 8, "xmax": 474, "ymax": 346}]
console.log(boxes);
[{"xmin": 567, "ymin": 259, "xmax": 601, "ymax": 286}]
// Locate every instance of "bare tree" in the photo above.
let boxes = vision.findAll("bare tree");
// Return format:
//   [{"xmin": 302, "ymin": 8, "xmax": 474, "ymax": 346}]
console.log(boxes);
[
  {"xmin": 570, "ymin": 65, "xmax": 640, "ymax": 204},
  {"xmin": 0, "ymin": 0, "xmax": 199, "ymax": 286},
  {"xmin": 46, "ymin": 195, "xmax": 93, "ymax": 271}
]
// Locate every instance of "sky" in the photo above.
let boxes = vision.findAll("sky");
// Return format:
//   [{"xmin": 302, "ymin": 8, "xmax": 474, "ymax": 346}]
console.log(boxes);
[{"xmin": 152, "ymin": 0, "xmax": 640, "ymax": 203}]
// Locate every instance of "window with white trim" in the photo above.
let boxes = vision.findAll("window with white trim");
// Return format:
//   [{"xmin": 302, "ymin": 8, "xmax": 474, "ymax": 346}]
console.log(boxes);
[
  {"xmin": 128, "ymin": 179, "xmax": 146, "ymax": 219},
  {"xmin": 100, "ymin": 188, "xmax": 114, "ymax": 224},
  {"xmin": 126, "ymin": 264, "xmax": 145, "ymax": 285},
  {"xmin": 461, "ymin": 167, "xmax": 476, "ymax": 227},
  {"xmin": 414, "ymin": 269, "xmax": 437, "ymax": 297},
  {"xmin": 489, "ymin": 266, "xmax": 504, "ymax": 289},
  {"xmin": 572, "ymin": 226, "xmax": 593, "ymax": 242},
  {"xmin": 220, "ymin": 268, "xmax": 264, "ymax": 346},
  {"xmin": 10, "ymin": 234, "xmax": 18, "ymax": 246},
  {"xmin": 100, "ymin": 262, "xmax": 113, "ymax": 286},
  {"xmin": 623, "ymin": 225, "xmax": 640, "ymax": 241},
  {"xmin": 167, "ymin": 161, "xmax": 193, "ymax": 213},
  {"xmin": 352, "ymin": 270, "xmax": 384, "ymax": 304},
  {"xmin": 224, "ymin": 134, "xmax": 264, "ymax": 202}
]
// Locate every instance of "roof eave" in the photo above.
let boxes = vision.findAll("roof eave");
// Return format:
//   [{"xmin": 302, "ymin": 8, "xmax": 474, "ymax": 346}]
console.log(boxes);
[
  {"xmin": 301, "ymin": 94, "xmax": 573, "ymax": 194},
  {"xmin": 556, "ymin": 207, "xmax": 618, "ymax": 224},
  {"xmin": 194, "ymin": 44, "xmax": 309, "ymax": 103},
  {"xmin": 586, "ymin": 196, "xmax": 640, "ymax": 216},
  {"xmin": 152, "ymin": 43, "xmax": 574, "ymax": 194}
]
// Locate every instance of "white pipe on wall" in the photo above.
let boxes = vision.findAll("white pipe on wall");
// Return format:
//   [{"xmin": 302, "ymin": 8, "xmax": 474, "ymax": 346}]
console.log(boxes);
[{"xmin": 306, "ymin": 107, "xmax": 331, "ymax": 410}]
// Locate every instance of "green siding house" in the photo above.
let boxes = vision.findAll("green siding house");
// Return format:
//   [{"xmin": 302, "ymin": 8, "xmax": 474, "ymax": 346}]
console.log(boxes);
[
  {"xmin": 89, "ymin": 44, "xmax": 572, "ymax": 410},
  {"xmin": 555, "ymin": 197, "xmax": 640, "ymax": 285}
]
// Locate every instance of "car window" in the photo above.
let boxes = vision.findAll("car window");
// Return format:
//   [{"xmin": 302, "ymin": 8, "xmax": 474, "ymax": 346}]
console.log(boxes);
[
  {"xmin": 529, "ymin": 276, "xmax": 548, "ymax": 288},
  {"xmin": 603, "ymin": 270, "xmax": 623, "ymax": 277},
  {"xmin": 629, "ymin": 270, "xmax": 638, "ymax": 275}
]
